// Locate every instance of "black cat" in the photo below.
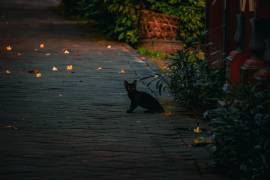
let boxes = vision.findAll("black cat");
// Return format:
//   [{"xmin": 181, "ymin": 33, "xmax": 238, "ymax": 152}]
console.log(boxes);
[{"xmin": 124, "ymin": 80, "xmax": 164, "ymax": 113}]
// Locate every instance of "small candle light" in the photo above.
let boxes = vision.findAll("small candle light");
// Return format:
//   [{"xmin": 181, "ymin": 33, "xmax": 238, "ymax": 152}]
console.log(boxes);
[
  {"xmin": 66, "ymin": 64, "xmax": 73, "ymax": 71},
  {"xmin": 107, "ymin": 45, "xmax": 112, "ymax": 49},
  {"xmin": 6, "ymin": 45, "xmax": 12, "ymax": 51}
]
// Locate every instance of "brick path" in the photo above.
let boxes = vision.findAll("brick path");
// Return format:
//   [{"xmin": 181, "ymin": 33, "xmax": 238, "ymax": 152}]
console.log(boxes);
[{"xmin": 0, "ymin": 1, "xmax": 225, "ymax": 180}]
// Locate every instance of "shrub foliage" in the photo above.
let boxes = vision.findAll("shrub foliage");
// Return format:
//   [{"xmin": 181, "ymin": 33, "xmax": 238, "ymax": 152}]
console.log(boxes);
[
  {"xmin": 61, "ymin": 0, "xmax": 206, "ymax": 45},
  {"xmin": 169, "ymin": 43, "xmax": 225, "ymax": 111},
  {"xmin": 211, "ymin": 83, "xmax": 270, "ymax": 180}
]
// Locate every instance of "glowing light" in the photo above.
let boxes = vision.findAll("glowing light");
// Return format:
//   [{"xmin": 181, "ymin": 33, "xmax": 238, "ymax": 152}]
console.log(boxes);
[{"xmin": 107, "ymin": 45, "xmax": 112, "ymax": 49}]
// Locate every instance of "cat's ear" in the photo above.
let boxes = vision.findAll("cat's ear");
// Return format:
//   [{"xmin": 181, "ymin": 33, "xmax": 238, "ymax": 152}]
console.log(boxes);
[
  {"xmin": 132, "ymin": 80, "xmax": 137, "ymax": 86},
  {"xmin": 124, "ymin": 80, "xmax": 129, "ymax": 89}
]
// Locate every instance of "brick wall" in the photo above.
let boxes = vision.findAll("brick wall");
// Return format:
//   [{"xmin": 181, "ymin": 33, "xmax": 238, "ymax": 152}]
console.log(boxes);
[
  {"xmin": 140, "ymin": 10, "xmax": 179, "ymax": 40},
  {"xmin": 139, "ymin": 10, "xmax": 182, "ymax": 53}
]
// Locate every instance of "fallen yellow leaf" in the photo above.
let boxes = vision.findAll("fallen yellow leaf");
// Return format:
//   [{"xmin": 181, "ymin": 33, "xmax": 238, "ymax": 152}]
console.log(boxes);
[
  {"xmin": 64, "ymin": 49, "xmax": 70, "ymax": 55},
  {"xmin": 119, "ymin": 69, "xmax": 126, "ymax": 74},
  {"xmin": 66, "ymin": 64, "xmax": 73, "ymax": 71},
  {"xmin": 193, "ymin": 127, "xmax": 202, "ymax": 134},
  {"xmin": 6, "ymin": 45, "xmax": 12, "ymax": 51},
  {"xmin": 35, "ymin": 72, "xmax": 42, "ymax": 78},
  {"xmin": 52, "ymin": 66, "xmax": 58, "ymax": 71},
  {"xmin": 5, "ymin": 70, "xmax": 11, "ymax": 74},
  {"xmin": 40, "ymin": 43, "xmax": 45, "ymax": 49}
]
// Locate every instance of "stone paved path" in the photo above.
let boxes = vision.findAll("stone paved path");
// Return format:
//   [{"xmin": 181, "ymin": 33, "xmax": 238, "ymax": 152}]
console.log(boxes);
[{"xmin": 0, "ymin": 1, "xmax": 225, "ymax": 180}]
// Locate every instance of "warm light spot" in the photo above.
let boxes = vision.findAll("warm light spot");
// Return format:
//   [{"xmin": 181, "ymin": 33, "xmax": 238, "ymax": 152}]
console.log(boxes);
[
  {"xmin": 40, "ymin": 43, "xmax": 45, "ymax": 49},
  {"xmin": 35, "ymin": 72, "xmax": 42, "ymax": 78},
  {"xmin": 107, "ymin": 45, "xmax": 112, "ymax": 49},
  {"xmin": 64, "ymin": 49, "xmax": 70, "ymax": 55},
  {"xmin": 96, "ymin": 67, "xmax": 102, "ymax": 71},
  {"xmin": 66, "ymin": 64, "xmax": 73, "ymax": 71},
  {"xmin": 6, "ymin": 45, "xmax": 12, "ymax": 51},
  {"xmin": 5, "ymin": 70, "xmax": 11, "ymax": 74}
]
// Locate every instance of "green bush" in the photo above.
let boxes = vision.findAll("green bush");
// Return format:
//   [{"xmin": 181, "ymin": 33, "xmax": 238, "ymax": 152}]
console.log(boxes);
[
  {"xmin": 169, "ymin": 44, "xmax": 225, "ymax": 111},
  {"xmin": 105, "ymin": 0, "xmax": 140, "ymax": 45},
  {"xmin": 210, "ymin": 83, "xmax": 270, "ymax": 180},
  {"xmin": 60, "ymin": 0, "xmax": 81, "ymax": 16},
  {"xmin": 60, "ymin": 0, "xmax": 206, "ymax": 45},
  {"xmin": 147, "ymin": 0, "xmax": 206, "ymax": 43}
]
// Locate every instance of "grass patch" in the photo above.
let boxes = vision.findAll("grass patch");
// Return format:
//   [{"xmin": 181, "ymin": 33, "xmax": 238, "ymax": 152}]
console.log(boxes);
[{"xmin": 137, "ymin": 48, "xmax": 168, "ymax": 60}]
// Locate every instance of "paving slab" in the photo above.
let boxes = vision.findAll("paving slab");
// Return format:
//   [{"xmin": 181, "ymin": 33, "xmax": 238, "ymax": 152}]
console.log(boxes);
[{"xmin": 0, "ymin": 1, "xmax": 226, "ymax": 180}]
